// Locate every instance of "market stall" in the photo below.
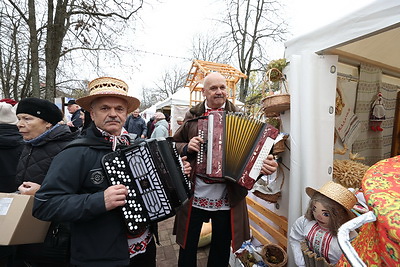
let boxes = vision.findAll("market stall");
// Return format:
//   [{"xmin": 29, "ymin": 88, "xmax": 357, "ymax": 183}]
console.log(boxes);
[{"xmin": 283, "ymin": 0, "xmax": 400, "ymax": 265}]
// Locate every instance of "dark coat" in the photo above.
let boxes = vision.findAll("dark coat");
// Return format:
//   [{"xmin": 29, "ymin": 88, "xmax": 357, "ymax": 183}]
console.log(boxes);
[
  {"xmin": 124, "ymin": 115, "xmax": 147, "ymax": 137},
  {"xmin": 0, "ymin": 124, "xmax": 23, "ymax": 262},
  {"xmin": 69, "ymin": 109, "xmax": 83, "ymax": 131},
  {"xmin": 172, "ymin": 100, "xmax": 250, "ymax": 252},
  {"xmin": 0, "ymin": 124, "xmax": 23, "ymax": 192},
  {"xmin": 15, "ymin": 124, "xmax": 78, "ymax": 187}
]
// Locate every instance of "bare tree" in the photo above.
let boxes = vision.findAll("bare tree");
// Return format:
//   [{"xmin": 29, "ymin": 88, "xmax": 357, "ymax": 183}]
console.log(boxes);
[
  {"xmin": 190, "ymin": 32, "xmax": 232, "ymax": 64},
  {"xmin": 154, "ymin": 66, "xmax": 187, "ymax": 99},
  {"xmin": 222, "ymin": 0, "xmax": 288, "ymax": 102},
  {"xmin": 5, "ymin": 0, "xmax": 144, "ymax": 100},
  {"xmin": 140, "ymin": 87, "xmax": 162, "ymax": 110},
  {"xmin": 0, "ymin": 5, "xmax": 31, "ymax": 99}
]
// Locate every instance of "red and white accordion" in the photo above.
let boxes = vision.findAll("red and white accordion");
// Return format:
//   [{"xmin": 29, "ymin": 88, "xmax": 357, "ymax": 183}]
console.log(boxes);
[
  {"xmin": 102, "ymin": 138, "xmax": 192, "ymax": 236},
  {"xmin": 197, "ymin": 111, "xmax": 279, "ymax": 190}
]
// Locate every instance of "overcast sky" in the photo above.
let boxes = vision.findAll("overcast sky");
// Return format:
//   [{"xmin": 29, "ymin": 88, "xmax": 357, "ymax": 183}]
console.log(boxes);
[{"xmin": 94, "ymin": 0, "xmax": 376, "ymax": 98}]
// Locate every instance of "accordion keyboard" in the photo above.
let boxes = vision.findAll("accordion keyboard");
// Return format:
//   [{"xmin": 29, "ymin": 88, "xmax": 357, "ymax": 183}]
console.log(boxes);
[{"xmin": 102, "ymin": 144, "xmax": 174, "ymax": 235}]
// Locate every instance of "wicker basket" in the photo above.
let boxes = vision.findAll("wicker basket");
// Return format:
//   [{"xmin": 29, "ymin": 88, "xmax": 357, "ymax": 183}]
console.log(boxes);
[
  {"xmin": 262, "ymin": 68, "xmax": 290, "ymax": 115},
  {"xmin": 253, "ymin": 190, "xmax": 281, "ymax": 203},
  {"xmin": 261, "ymin": 244, "xmax": 288, "ymax": 267},
  {"xmin": 253, "ymin": 166, "xmax": 285, "ymax": 203}
]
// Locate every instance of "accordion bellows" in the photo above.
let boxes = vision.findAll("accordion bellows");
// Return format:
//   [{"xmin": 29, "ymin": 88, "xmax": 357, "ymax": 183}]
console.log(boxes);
[{"xmin": 197, "ymin": 111, "xmax": 279, "ymax": 189}]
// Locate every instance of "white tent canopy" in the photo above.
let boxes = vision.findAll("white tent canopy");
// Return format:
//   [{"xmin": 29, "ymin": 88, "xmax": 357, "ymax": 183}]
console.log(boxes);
[
  {"xmin": 155, "ymin": 87, "xmax": 190, "ymax": 109},
  {"xmin": 285, "ymin": 0, "xmax": 400, "ymax": 74},
  {"xmin": 283, "ymin": 1, "xmax": 400, "ymax": 265}
]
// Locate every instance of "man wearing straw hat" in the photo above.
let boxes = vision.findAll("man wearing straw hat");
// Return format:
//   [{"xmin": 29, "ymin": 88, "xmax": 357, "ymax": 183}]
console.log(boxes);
[{"xmin": 32, "ymin": 77, "xmax": 191, "ymax": 267}]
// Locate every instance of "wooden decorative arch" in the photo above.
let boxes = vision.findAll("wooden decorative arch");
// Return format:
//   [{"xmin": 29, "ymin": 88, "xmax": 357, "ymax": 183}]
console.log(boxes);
[{"xmin": 185, "ymin": 59, "xmax": 247, "ymax": 107}]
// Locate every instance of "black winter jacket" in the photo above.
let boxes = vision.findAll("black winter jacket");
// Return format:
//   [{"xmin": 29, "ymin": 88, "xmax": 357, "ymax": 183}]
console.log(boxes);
[
  {"xmin": 33, "ymin": 125, "xmax": 157, "ymax": 266},
  {"xmin": 0, "ymin": 124, "xmax": 23, "ymax": 192},
  {"xmin": 124, "ymin": 115, "xmax": 147, "ymax": 137},
  {"xmin": 15, "ymin": 124, "xmax": 78, "ymax": 187}
]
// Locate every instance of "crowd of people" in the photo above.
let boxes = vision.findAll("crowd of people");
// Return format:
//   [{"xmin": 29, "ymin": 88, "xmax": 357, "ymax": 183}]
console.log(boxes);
[
  {"xmin": 0, "ymin": 73, "xmax": 278, "ymax": 267},
  {"xmin": 0, "ymin": 72, "xmax": 367, "ymax": 267}
]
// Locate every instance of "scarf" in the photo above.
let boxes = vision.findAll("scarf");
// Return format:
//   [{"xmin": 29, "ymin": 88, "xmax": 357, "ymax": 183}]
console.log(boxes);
[
  {"xmin": 96, "ymin": 126, "xmax": 130, "ymax": 151},
  {"xmin": 24, "ymin": 124, "xmax": 60, "ymax": 146}
]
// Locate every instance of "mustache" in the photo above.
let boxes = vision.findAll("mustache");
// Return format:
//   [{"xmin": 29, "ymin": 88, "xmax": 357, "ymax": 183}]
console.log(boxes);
[{"xmin": 104, "ymin": 118, "xmax": 121, "ymax": 123}]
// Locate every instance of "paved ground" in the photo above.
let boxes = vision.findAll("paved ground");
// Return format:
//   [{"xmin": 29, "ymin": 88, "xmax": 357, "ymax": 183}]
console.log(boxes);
[{"xmin": 156, "ymin": 216, "xmax": 210, "ymax": 267}]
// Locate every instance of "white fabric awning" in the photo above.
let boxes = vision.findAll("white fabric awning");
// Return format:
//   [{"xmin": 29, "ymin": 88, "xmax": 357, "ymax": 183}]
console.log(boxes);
[{"xmin": 285, "ymin": 0, "xmax": 400, "ymax": 73}]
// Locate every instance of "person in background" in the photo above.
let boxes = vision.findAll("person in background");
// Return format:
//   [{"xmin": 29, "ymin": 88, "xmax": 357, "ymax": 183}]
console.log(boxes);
[
  {"xmin": 124, "ymin": 108, "xmax": 147, "ymax": 139},
  {"xmin": 146, "ymin": 116, "xmax": 155, "ymax": 138},
  {"xmin": 32, "ymin": 77, "xmax": 191, "ymax": 266},
  {"xmin": 176, "ymin": 116, "xmax": 184, "ymax": 126},
  {"xmin": 0, "ymin": 99, "xmax": 23, "ymax": 267},
  {"xmin": 150, "ymin": 112, "xmax": 169, "ymax": 138},
  {"xmin": 172, "ymin": 72, "xmax": 278, "ymax": 266},
  {"xmin": 79, "ymin": 108, "xmax": 92, "ymax": 135},
  {"xmin": 0, "ymin": 99, "xmax": 22, "ymax": 193},
  {"xmin": 14, "ymin": 97, "xmax": 78, "ymax": 266},
  {"xmin": 65, "ymin": 99, "xmax": 83, "ymax": 132}
]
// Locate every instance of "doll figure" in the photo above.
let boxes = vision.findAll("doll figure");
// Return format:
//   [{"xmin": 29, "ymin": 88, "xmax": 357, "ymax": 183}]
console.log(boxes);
[
  {"xmin": 369, "ymin": 92, "xmax": 386, "ymax": 131},
  {"xmin": 289, "ymin": 181, "xmax": 357, "ymax": 266}
]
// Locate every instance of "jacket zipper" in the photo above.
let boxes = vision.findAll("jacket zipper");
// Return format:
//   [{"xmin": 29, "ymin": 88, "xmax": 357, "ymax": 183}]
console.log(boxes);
[{"xmin": 21, "ymin": 146, "xmax": 33, "ymax": 181}]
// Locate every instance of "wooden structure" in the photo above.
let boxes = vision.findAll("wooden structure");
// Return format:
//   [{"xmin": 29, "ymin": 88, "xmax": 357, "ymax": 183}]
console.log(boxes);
[
  {"xmin": 185, "ymin": 59, "xmax": 247, "ymax": 107},
  {"xmin": 246, "ymin": 196, "xmax": 288, "ymax": 250}
]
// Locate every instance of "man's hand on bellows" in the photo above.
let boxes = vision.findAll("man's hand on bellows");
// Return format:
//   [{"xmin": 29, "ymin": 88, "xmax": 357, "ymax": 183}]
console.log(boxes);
[
  {"xmin": 260, "ymin": 154, "xmax": 278, "ymax": 175},
  {"xmin": 104, "ymin": 184, "xmax": 128, "ymax": 211}
]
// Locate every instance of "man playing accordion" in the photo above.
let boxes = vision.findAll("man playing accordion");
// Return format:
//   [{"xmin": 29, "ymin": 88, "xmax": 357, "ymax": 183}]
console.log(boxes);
[
  {"xmin": 173, "ymin": 72, "xmax": 278, "ymax": 267},
  {"xmin": 32, "ymin": 77, "xmax": 191, "ymax": 267}
]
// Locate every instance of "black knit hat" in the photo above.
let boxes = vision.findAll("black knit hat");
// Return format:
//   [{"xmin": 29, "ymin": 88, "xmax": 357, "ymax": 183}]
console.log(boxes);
[{"xmin": 16, "ymin": 98, "xmax": 63, "ymax": 125}]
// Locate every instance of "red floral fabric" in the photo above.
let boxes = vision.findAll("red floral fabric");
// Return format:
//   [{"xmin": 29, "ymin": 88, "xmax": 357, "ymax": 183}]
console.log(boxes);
[{"xmin": 338, "ymin": 156, "xmax": 400, "ymax": 266}]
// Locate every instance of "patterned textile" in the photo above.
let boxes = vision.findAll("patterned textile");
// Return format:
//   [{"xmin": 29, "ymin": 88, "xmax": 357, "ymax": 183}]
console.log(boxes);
[
  {"xmin": 128, "ymin": 228, "xmax": 153, "ymax": 258},
  {"xmin": 352, "ymin": 63, "xmax": 398, "ymax": 165},
  {"xmin": 290, "ymin": 216, "xmax": 344, "ymax": 266},
  {"xmin": 192, "ymin": 178, "xmax": 230, "ymax": 211},
  {"xmin": 335, "ymin": 82, "xmax": 361, "ymax": 147},
  {"xmin": 97, "ymin": 126, "xmax": 130, "ymax": 151},
  {"xmin": 307, "ymin": 224, "xmax": 334, "ymax": 263},
  {"xmin": 338, "ymin": 156, "xmax": 400, "ymax": 266}
]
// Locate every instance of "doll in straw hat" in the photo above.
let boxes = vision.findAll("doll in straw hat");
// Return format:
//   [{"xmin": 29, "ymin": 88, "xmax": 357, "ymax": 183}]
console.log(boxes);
[{"xmin": 289, "ymin": 181, "xmax": 357, "ymax": 266}]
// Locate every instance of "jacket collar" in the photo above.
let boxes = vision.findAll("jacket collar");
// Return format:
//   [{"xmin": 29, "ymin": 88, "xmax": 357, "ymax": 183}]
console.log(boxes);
[{"xmin": 189, "ymin": 99, "xmax": 238, "ymax": 117}]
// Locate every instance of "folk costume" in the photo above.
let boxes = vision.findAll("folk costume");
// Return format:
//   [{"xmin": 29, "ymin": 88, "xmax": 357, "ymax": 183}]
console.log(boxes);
[
  {"xmin": 172, "ymin": 99, "xmax": 250, "ymax": 266},
  {"xmin": 289, "ymin": 181, "xmax": 357, "ymax": 266}
]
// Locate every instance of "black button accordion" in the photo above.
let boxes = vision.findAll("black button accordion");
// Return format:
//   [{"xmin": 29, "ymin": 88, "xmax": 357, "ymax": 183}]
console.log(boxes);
[{"xmin": 101, "ymin": 137, "xmax": 192, "ymax": 236}]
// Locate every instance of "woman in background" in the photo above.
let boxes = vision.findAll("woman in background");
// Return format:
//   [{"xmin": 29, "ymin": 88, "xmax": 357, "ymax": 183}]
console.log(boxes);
[{"xmin": 14, "ymin": 98, "xmax": 78, "ymax": 267}]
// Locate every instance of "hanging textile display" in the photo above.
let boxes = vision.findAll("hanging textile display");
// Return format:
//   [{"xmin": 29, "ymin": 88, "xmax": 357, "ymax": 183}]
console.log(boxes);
[
  {"xmin": 353, "ymin": 63, "xmax": 398, "ymax": 165},
  {"xmin": 335, "ymin": 86, "xmax": 361, "ymax": 147}
]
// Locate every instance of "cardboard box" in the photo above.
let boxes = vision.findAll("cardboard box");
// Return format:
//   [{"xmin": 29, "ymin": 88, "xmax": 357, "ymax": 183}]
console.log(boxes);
[{"xmin": 0, "ymin": 193, "xmax": 50, "ymax": 245}]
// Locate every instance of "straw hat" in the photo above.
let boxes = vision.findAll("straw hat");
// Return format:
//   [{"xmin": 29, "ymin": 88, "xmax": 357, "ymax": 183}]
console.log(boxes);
[
  {"xmin": 76, "ymin": 77, "xmax": 140, "ymax": 113},
  {"xmin": 306, "ymin": 181, "xmax": 356, "ymax": 217}
]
